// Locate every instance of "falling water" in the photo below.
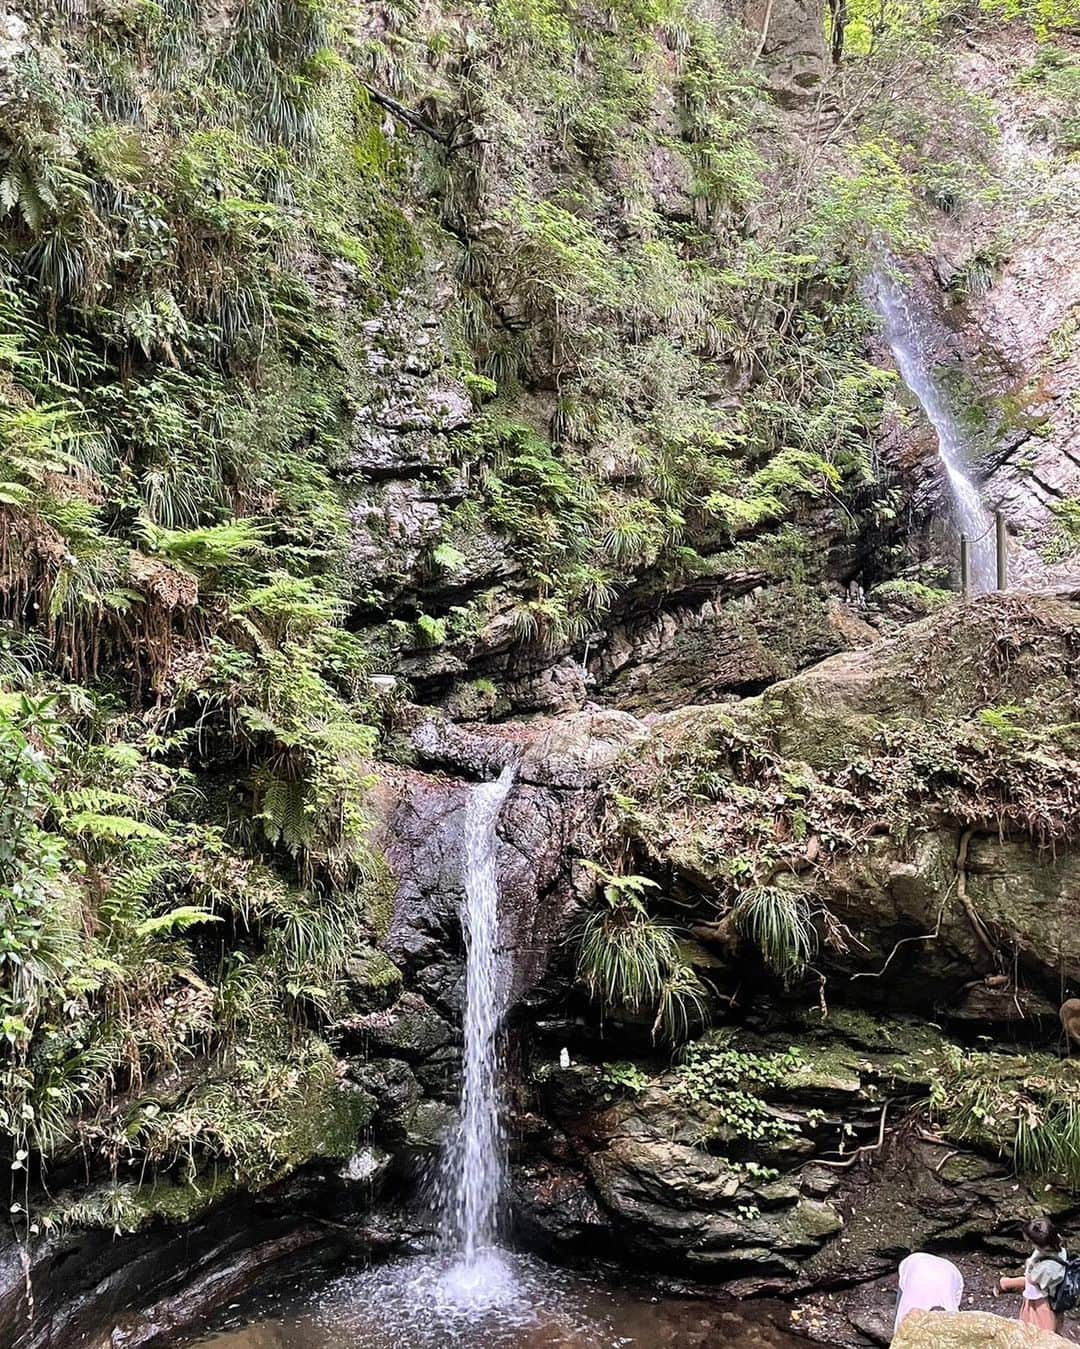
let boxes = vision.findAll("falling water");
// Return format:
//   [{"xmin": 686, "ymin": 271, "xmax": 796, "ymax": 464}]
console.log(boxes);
[
  {"xmin": 871, "ymin": 267, "xmax": 997, "ymax": 592},
  {"xmin": 439, "ymin": 763, "xmax": 517, "ymax": 1290}
]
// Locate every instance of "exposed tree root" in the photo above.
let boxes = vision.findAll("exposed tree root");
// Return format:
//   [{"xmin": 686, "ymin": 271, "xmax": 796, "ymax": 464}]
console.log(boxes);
[
  {"xmin": 956, "ymin": 827, "xmax": 998, "ymax": 960},
  {"xmin": 815, "ymin": 1101, "xmax": 892, "ymax": 1169}
]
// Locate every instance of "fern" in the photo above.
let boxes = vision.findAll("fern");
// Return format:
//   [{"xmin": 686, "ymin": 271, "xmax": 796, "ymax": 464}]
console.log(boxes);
[
  {"xmin": 257, "ymin": 773, "xmax": 312, "ymax": 852},
  {"xmin": 65, "ymin": 813, "xmax": 166, "ymax": 843},
  {"xmin": 137, "ymin": 519, "xmax": 267, "ymax": 571},
  {"xmin": 135, "ymin": 906, "xmax": 222, "ymax": 937}
]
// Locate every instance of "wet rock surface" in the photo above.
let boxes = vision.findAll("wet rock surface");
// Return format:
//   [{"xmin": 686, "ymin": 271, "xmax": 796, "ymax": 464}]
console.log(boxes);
[
  {"xmin": 511, "ymin": 1010, "xmax": 1054, "ymax": 1292},
  {"xmin": 369, "ymin": 708, "xmax": 647, "ymax": 1025},
  {"xmin": 0, "ymin": 1177, "xmax": 420, "ymax": 1349},
  {"xmin": 885, "ymin": 30, "xmax": 1080, "ymax": 587}
]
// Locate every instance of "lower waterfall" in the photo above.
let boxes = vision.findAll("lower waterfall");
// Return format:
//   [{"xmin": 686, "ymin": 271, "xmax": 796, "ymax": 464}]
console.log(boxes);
[{"xmin": 438, "ymin": 764, "xmax": 516, "ymax": 1280}]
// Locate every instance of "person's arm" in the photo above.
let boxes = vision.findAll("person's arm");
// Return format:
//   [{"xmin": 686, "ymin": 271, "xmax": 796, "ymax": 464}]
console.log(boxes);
[{"xmin": 999, "ymin": 1276, "xmax": 1026, "ymax": 1292}]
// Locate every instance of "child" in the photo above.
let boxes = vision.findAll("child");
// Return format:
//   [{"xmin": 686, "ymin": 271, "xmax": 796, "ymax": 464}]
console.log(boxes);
[{"xmin": 998, "ymin": 1217, "xmax": 1067, "ymax": 1332}]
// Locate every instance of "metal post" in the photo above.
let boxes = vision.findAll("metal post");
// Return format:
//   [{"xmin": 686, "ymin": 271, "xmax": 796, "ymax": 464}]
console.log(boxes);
[
  {"xmin": 995, "ymin": 510, "xmax": 1008, "ymax": 592},
  {"xmin": 960, "ymin": 534, "xmax": 971, "ymax": 597}
]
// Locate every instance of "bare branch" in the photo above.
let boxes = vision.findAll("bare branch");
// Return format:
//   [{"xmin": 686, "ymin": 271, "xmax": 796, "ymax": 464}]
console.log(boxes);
[{"xmin": 363, "ymin": 84, "xmax": 451, "ymax": 145}]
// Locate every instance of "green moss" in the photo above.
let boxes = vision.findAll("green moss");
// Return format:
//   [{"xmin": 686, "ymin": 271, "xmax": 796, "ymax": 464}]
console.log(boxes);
[
  {"xmin": 346, "ymin": 944, "xmax": 403, "ymax": 1009},
  {"xmin": 869, "ymin": 579, "xmax": 953, "ymax": 615},
  {"xmin": 404, "ymin": 1099, "xmax": 455, "ymax": 1151},
  {"xmin": 809, "ymin": 1007, "xmax": 943, "ymax": 1058},
  {"xmin": 280, "ymin": 1075, "xmax": 376, "ymax": 1166},
  {"xmin": 46, "ymin": 1171, "xmax": 237, "ymax": 1235},
  {"xmin": 1044, "ymin": 499, "xmax": 1080, "ymax": 563},
  {"xmin": 42, "ymin": 1053, "xmax": 373, "ymax": 1234},
  {"xmin": 780, "ymin": 1014, "xmax": 943, "ymax": 1092},
  {"xmin": 445, "ymin": 678, "xmax": 500, "ymax": 720},
  {"xmin": 364, "ymin": 855, "xmax": 397, "ymax": 944},
  {"xmin": 929, "ymin": 1046, "xmax": 1080, "ymax": 1191}
]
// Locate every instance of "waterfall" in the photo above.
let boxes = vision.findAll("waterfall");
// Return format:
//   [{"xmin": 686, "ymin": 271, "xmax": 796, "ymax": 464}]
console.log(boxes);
[
  {"xmin": 871, "ymin": 266, "xmax": 997, "ymax": 592},
  {"xmin": 440, "ymin": 763, "xmax": 516, "ymax": 1275}
]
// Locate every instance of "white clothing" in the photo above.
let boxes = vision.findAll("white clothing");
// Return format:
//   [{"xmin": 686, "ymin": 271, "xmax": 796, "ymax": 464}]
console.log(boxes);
[{"xmin": 895, "ymin": 1253, "xmax": 964, "ymax": 1332}]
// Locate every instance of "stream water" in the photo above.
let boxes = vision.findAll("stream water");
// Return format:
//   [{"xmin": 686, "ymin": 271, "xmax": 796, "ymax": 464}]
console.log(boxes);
[
  {"xmin": 871, "ymin": 266, "xmax": 998, "ymax": 591},
  {"xmin": 180, "ymin": 1252, "xmax": 806, "ymax": 1349}
]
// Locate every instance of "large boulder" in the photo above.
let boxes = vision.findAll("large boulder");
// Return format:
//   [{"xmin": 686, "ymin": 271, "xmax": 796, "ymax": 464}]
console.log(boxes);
[
  {"xmin": 505, "ymin": 593, "xmax": 1080, "ymax": 1322},
  {"xmin": 894, "ymin": 1310, "xmax": 1070, "ymax": 1349},
  {"xmin": 614, "ymin": 593, "xmax": 1080, "ymax": 998}
]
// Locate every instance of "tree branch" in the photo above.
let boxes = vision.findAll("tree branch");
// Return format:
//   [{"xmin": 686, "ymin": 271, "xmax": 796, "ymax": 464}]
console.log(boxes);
[{"xmin": 362, "ymin": 84, "xmax": 451, "ymax": 145}]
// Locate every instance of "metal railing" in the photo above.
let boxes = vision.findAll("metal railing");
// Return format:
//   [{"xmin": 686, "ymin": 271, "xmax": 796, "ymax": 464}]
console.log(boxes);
[{"xmin": 960, "ymin": 510, "xmax": 1008, "ymax": 596}]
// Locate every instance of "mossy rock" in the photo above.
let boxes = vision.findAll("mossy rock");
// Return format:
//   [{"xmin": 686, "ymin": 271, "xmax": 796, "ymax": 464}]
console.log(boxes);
[
  {"xmin": 344, "ymin": 992, "xmax": 455, "ymax": 1061},
  {"xmin": 281, "ymin": 1079, "xmax": 378, "ymax": 1166},
  {"xmin": 764, "ymin": 1196, "xmax": 844, "ymax": 1247},
  {"xmin": 347, "ymin": 1055, "xmax": 421, "ymax": 1132},
  {"xmin": 786, "ymin": 1011, "xmax": 946, "ymax": 1089},
  {"xmin": 755, "ymin": 594, "xmax": 1080, "ymax": 767},
  {"xmin": 404, "ymin": 1099, "xmax": 455, "ymax": 1151},
  {"xmin": 364, "ymin": 857, "xmax": 398, "ymax": 946},
  {"xmin": 785, "ymin": 1053, "xmax": 865, "ymax": 1097},
  {"xmin": 344, "ymin": 945, "xmax": 403, "ymax": 1011},
  {"xmin": 45, "ymin": 1171, "xmax": 237, "ymax": 1234},
  {"xmin": 533, "ymin": 1062, "xmax": 610, "ymax": 1117},
  {"xmin": 815, "ymin": 1008, "xmax": 945, "ymax": 1056},
  {"xmin": 936, "ymin": 1151, "xmax": 1004, "ymax": 1184}
]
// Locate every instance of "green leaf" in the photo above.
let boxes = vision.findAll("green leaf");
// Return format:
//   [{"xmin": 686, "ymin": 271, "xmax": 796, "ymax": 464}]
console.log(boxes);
[
  {"xmin": 66, "ymin": 813, "xmax": 166, "ymax": 843},
  {"xmin": 136, "ymin": 906, "xmax": 223, "ymax": 937}
]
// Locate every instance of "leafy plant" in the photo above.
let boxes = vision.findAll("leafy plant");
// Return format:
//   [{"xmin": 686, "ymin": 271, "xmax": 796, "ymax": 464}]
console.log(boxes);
[
  {"xmin": 673, "ymin": 1040, "xmax": 803, "ymax": 1146},
  {"xmin": 576, "ymin": 863, "xmax": 708, "ymax": 1043},
  {"xmin": 138, "ymin": 519, "xmax": 267, "ymax": 572},
  {"xmin": 730, "ymin": 885, "xmax": 818, "ymax": 981},
  {"xmin": 930, "ymin": 1045, "xmax": 1080, "ymax": 1190},
  {"xmin": 601, "ymin": 1061, "xmax": 650, "ymax": 1098}
]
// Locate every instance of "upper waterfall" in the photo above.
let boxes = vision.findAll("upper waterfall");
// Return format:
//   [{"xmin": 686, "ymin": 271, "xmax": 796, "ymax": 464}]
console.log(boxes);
[{"xmin": 870, "ymin": 266, "xmax": 998, "ymax": 593}]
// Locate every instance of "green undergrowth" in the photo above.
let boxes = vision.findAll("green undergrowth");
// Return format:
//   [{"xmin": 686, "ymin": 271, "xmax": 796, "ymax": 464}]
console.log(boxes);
[
  {"xmin": 575, "ymin": 863, "xmax": 710, "ymax": 1043},
  {"xmin": 673, "ymin": 1039, "xmax": 805, "ymax": 1147},
  {"xmin": 398, "ymin": 0, "xmax": 993, "ymax": 650},
  {"xmin": 930, "ymin": 1045, "xmax": 1080, "ymax": 1192},
  {"xmin": 47, "ymin": 1171, "xmax": 240, "ymax": 1236},
  {"xmin": 0, "ymin": 0, "xmax": 417, "ymax": 1225},
  {"xmin": 1016, "ymin": 45, "xmax": 1080, "ymax": 154},
  {"xmin": 45, "ymin": 1034, "xmax": 372, "ymax": 1233},
  {"xmin": 0, "ymin": 676, "xmax": 383, "ymax": 1235}
]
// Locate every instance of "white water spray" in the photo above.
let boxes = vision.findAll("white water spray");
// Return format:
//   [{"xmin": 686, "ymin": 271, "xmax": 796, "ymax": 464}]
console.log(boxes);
[
  {"xmin": 871, "ymin": 267, "xmax": 997, "ymax": 592},
  {"xmin": 440, "ymin": 763, "xmax": 516, "ymax": 1284}
]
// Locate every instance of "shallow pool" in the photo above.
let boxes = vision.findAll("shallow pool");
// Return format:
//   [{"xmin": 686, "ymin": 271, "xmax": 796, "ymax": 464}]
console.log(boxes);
[{"xmin": 182, "ymin": 1248, "xmax": 804, "ymax": 1349}]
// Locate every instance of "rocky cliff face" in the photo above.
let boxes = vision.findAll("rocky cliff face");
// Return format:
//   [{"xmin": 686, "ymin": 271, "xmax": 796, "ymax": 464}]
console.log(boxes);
[
  {"xmin": 885, "ymin": 26, "xmax": 1080, "ymax": 587},
  {"xmin": 3, "ymin": 0, "xmax": 1080, "ymax": 1342},
  {"xmin": 374, "ymin": 593, "xmax": 1080, "ymax": 1343}
]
